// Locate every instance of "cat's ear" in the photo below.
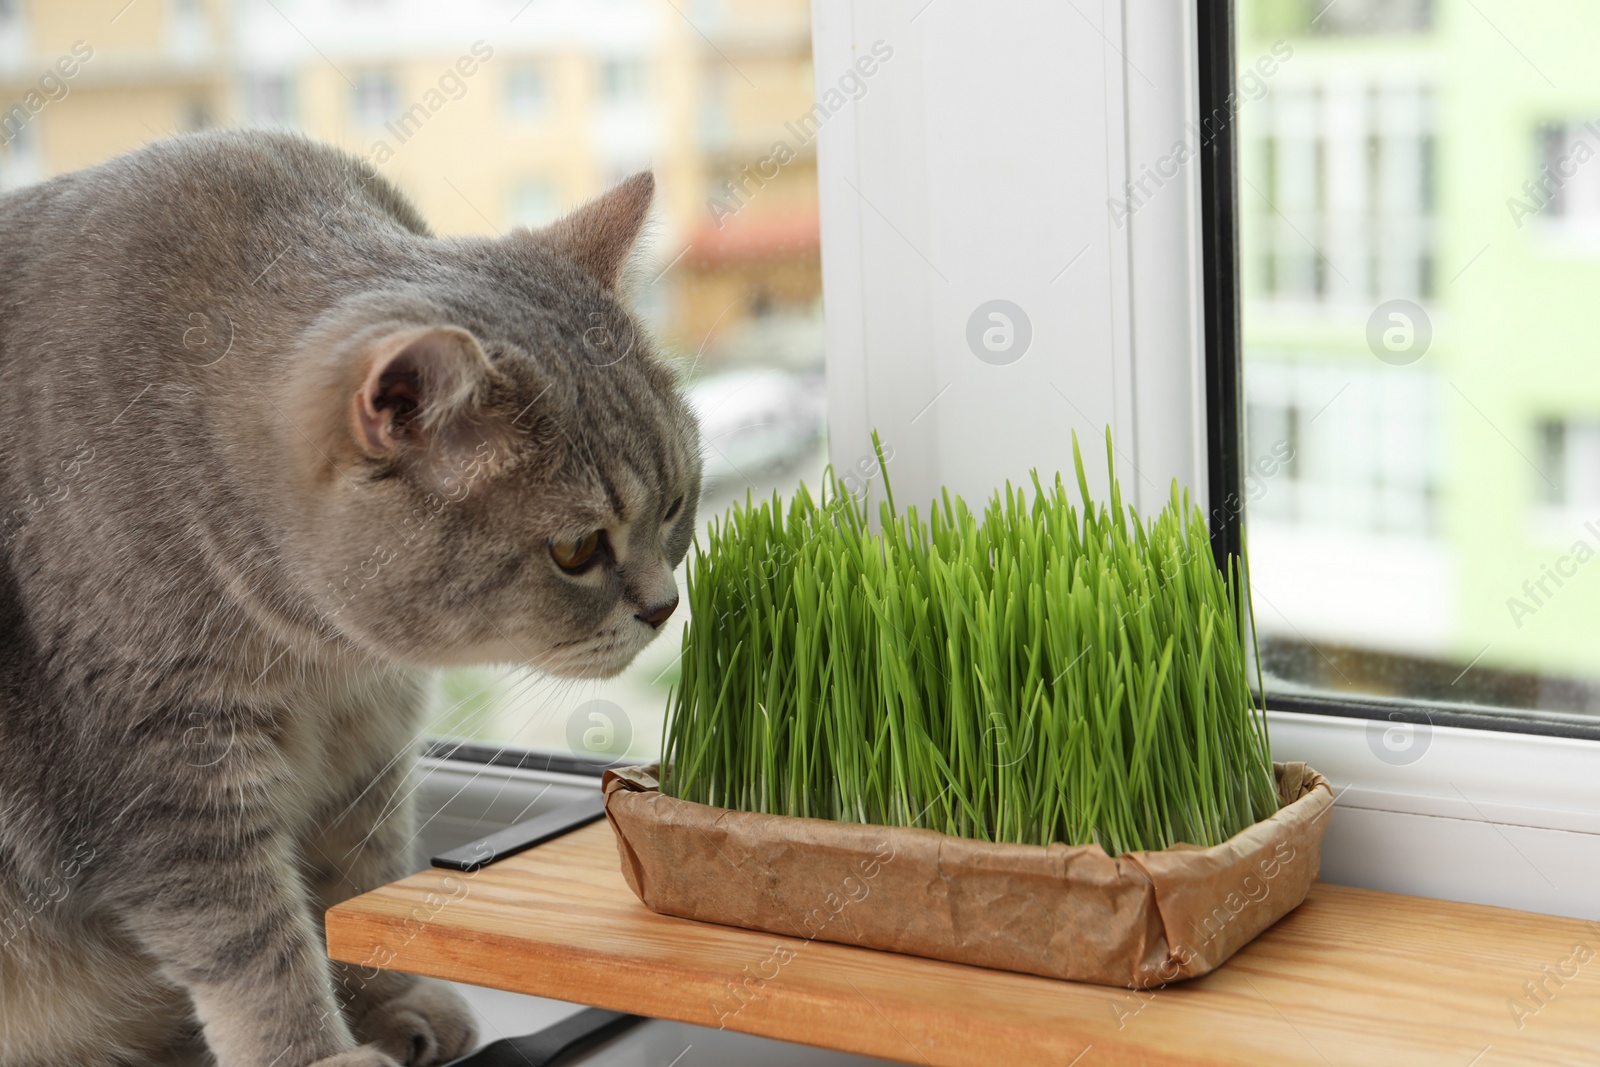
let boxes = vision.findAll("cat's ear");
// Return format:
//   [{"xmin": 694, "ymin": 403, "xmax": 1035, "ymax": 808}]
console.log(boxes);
[
  {"xmin": 536, "ymin": 171, "xmax": 654, "ymax": 289},
  {"xmin": 351, "ymin": 325, "xmax": 508, "ymax": 482}
]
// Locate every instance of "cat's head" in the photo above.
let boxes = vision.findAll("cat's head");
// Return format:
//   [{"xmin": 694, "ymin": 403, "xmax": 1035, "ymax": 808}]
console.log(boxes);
[{"xmin": 282, "ymin": 173, "xmax": 703, "ymax": 679}]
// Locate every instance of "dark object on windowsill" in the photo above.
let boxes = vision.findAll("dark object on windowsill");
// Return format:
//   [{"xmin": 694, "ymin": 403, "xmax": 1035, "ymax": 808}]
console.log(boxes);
[
  {"xmin": 432, "ymin": 793, "xmax": 606, "ymax": 872},
  {"xmin": 441, "ymin": 1008, "xmax": 641, "ymax": 1067},
  {"xmin": 423, "ymin": 739, "xmax": 625, "ymax": 778}
]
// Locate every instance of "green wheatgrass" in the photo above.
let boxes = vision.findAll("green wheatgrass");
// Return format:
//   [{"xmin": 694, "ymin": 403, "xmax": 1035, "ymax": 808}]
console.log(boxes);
[{"xmin": 660, "ymin": 430, "xmax": 1279, "ymax": 855}]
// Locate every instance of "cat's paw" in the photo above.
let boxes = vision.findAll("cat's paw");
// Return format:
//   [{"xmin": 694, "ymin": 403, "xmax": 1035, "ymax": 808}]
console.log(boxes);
[
  {"xmin": 352, "ymin": 979, "xmax": 478, "ymax": 1066},
  {"xmin": 307, "ymin": 1049, "xmax": 402, "ymax": 1067}
]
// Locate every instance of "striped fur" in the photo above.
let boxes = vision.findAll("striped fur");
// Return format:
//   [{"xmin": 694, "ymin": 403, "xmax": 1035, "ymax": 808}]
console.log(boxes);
[{"xmin": 0, "ymin": 131, "xmax": 701, "ymax": 1066}]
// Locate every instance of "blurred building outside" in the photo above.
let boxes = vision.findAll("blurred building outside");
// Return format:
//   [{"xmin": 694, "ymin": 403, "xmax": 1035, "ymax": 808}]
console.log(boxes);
[
  {"xmin": 0, "ymin": 0, "xmax": 825, "ymax": 434},
  {"xmin": 1240, "ymin": 0, "xmax": 1600, "ymax": 713}
]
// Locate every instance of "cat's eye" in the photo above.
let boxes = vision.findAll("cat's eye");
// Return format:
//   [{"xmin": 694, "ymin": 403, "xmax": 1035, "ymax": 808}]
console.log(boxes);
[
  {"xmin": 663, "ymin": 495, "xmax": 684, "ymax": 523},
  {"xmin": 550, "ymin": 530, "xmax": 604, "ymax": 573}
]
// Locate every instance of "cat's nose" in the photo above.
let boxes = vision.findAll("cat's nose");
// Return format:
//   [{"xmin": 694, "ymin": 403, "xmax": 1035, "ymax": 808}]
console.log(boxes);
[{"xmin": 636, "ymin": 596, "xmax": 679, "ymax": 629}]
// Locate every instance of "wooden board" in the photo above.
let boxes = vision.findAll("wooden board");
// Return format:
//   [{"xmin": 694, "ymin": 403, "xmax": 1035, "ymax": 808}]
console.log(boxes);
[{"xmin": 326, "ymin": 821, "xmax": 1600, "ymax": 1066}]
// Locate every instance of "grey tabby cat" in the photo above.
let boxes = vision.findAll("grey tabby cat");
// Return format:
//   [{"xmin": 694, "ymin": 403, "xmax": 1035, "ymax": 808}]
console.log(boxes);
[{"xmin": 0, "ymin": 130, "xmax": 701, "ymax": 1067}]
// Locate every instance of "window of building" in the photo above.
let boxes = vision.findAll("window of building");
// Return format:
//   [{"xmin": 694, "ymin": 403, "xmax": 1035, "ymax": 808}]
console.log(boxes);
[
  {"xmin": 350, "ymin": 70, "xmax": 397, "ymax": 130},
  {"xmin": 1310, "ymin": 0, "xmax": 1433, "ymax": 35},
  {"xmin": 1529, "ymin": 120, "xmax": 1600, "ymax": 238},
  {"xmin": 1246, "ymin": 82, "xmax": 1435, "ymax": 305},
  {"xmin": 180, "ymin": 95, "xmax": 214, "ymax": 132},
  {"xmin": 0, "ymin": 117, "xmax": 41, "ymax": 192},
  {"xmin": 599, "ymin": 58, "xmax": 648, "ymax": 106},
  {"xmin": 1237, "ymin": 0, "xmax": 1600, "ymax": 722},
  {"xmin": 697, "ymin": 67, "xmax": 729, "ymax": 151},
  {"xmin": 1244, "ymin": 359, "xmax": 1441, "ymax": 536},
  {"xmin": 505, "ymin": 62, "xmax": 548, "ymax": 120},
  {"xmin": 507, "ymin": 178, "xmax": 558, "ymax": 229},
  {"xmin": 1536, "ymin": 417, "xmax": 1600, "ymax": 512},
  {"xmin": 0, "ymin": 0, "xmax": 26, "ymax": 60},
  {"xmin": 242, "ymin": 73, "xmax": 293, "ymax": 126}
]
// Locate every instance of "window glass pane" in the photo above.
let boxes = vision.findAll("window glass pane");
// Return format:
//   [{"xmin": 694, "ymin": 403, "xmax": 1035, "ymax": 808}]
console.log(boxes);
[
  {"xmin": 1239, "ymin": 0, "xmax": 1600, "ymax": 718},
  {"xmin": 3, "ymin": 0, "xmax": 824, "ymax": 761}
]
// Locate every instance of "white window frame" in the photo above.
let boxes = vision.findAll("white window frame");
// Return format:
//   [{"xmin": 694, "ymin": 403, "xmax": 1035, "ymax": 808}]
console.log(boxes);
[{"xmin": 809, "ymin": 0, "xmax": 1600, "ymax": 922}]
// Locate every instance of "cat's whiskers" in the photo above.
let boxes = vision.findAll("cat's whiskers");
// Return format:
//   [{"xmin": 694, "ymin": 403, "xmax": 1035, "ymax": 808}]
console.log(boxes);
[
  {"xmin": 383, "ymin": 669, "xmax": 611, "ymax": 864},
  {"xmin": 317, "ymin": 658, "xmax": 517, "ymax": 845},
  {"xmin": 331, "ymin": 662, "xmax": 548, "ymax": 852},
  {"xmin": 340, "ymin": 660, "xmax": 599, "ymax": 863}
]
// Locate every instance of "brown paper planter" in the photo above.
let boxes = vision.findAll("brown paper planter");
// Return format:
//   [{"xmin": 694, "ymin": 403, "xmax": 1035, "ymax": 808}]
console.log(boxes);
[{"xmin": 602, "ymin": 762, "xmax": 1333, "ymax": 989}]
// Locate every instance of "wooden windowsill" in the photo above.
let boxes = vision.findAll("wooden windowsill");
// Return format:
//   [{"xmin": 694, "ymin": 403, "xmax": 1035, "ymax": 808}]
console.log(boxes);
[{"xmin": 325, "ymin": 821, "xmax": 1598, "ymax": 1066}]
